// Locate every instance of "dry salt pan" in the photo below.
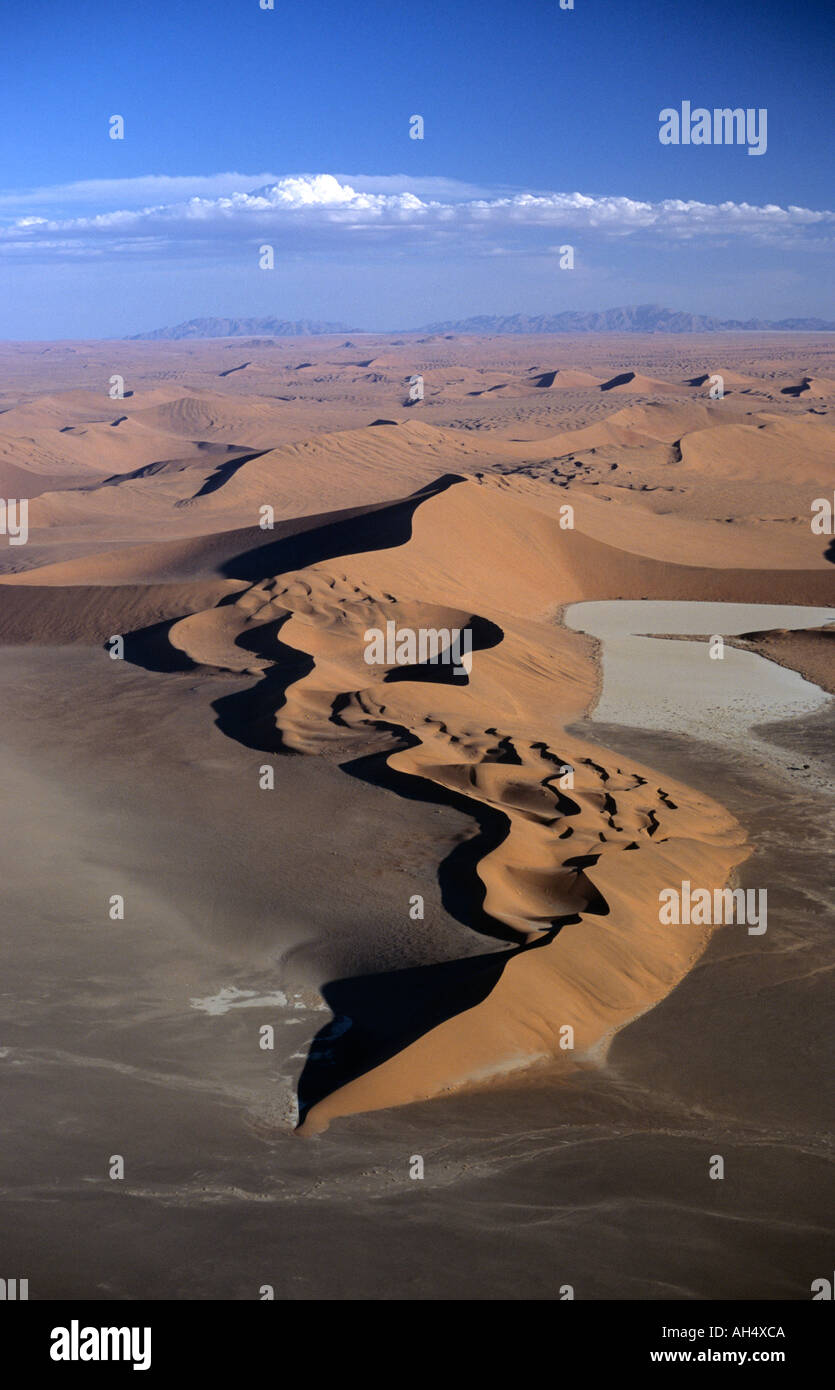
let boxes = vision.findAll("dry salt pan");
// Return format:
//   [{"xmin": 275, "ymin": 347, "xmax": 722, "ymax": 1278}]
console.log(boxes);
[{"xmin": 564, "ymin": 600, "xmax": 835, "ymax": 784}]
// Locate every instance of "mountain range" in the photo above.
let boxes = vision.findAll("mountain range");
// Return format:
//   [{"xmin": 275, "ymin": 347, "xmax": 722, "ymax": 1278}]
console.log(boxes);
[
  {"xmin": 132, "ymin": 316, "xmax": 355, "ymax": 340},
  {"xmin": 419, "ymin": 306, "xmax": 835, "ymax": 334},
  {"xmin": 131, "ymin": 305, "xmax": 835, "ymax": 339}
]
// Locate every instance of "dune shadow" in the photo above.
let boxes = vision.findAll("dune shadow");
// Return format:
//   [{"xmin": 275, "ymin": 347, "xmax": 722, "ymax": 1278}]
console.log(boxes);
[
  {"xmin": 344, "ymin": 730, "xmax": 596, "ymax": 933},
  {"xmin": 189, "ymin": 450, "xmax": 270, "ymax": 499},
  {"xmin": 218, "ymin": 472, "xmax": 465, "ymax": 584},
  {"xmin": 381, "ymin": 614, "xmax": 504, "ymax": 685},
  {"xmin": 340, "ymin": 733, "xmax": 521, "ymax": 946},
  {"xmin": 211, "ymin": 622, "xmax": 314, "ymax": 755},
  {"xmin": 296, "ymin": 931, "xmax": 557, "ymax": 1123},
  {"xmin": 112, "ymin": 618, "xmax": 196, "ymax": 673},
  {"xmin": 331, "ymin": 613, "xmax": 529, "ymax": 945}
]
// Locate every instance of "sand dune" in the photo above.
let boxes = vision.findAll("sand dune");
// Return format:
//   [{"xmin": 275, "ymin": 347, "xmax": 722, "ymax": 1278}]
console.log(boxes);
[
  {"xmin": 125, "ymin": 391, "xmax": 289, "ymax": 442},
  {"xmin": 686, "ymin": 369, "xmax": 756, "ymax": 390},
  {"xmin": 160, "ymin": 475, "xmax": 834, "ymax": 1127},
  {"xmin": 779, "ymin": 375, "xmax": 835, "ymax": 397},
  {"xmin": 528, "ymin": 368, "xmax": 605, "ymax": 389},
  {"xmin": 599, "ymin": 370, "xmax": 682, "ymax": 394},
  {"xmin": 1, "ymin": 332, "xmax": 833, "ymax": 1137},
  {"xmin": 0, "ymin": 578, "xmax": 238, "ymax": 645}
]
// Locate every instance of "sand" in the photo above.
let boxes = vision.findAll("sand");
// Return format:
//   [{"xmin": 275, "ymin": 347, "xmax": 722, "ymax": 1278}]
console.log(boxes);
[{"xmin": 0, "ymin": 332, "xmax": 832, "ymax": 1297}]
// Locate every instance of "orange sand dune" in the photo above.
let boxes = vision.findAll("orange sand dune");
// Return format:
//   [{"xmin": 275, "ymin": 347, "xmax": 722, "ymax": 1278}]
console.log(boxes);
[
  {"xmin": 529, "ymin": 367, "xmax": 605, "ymax": 389},
  {"xmin": 599, "ymin": 370, "xmax": 683, "ymax": 394},
  {"xmin": 0, "ymin": 578, "xmax": 238, "ymax": 645},
  {"xmin": 686, "ymin": 369, "xmax": 757, "ymax": 390},
  {"xmin": 778, "ymin": 375, "xmax": 835, "ymax": 398},
  {"xmin": 162, "ymin": 477, "xmax": 784, "ymax": 1129},
  {"xmin": 0, "ymin": 497, "xmax": 409, "ymax": 586},
  {"xmin": 677, "ymin": 412, "xmax": 834, "ymax": 480},
  {"xmin": 125, "ymin": 391, "xmax": 290, "ymax": 443},
  {"xmin": 603, "ymin": 399, "xmax": 745, "ymax": 439},
  {"xmin": 2, "ymin": 333, "xmax": 833, "ymax": 1136}
]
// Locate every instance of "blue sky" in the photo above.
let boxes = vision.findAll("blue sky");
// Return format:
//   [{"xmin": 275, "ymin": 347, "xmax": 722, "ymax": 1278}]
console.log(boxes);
[{"xmin": 0, "ymin": 0, "xmax": 832, "ymax": 337}]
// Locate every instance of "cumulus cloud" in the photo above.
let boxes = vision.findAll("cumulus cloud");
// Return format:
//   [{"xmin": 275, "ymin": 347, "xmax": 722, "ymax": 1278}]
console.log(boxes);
[{"xmin": 0, "ymin": 173, "xmax": 830, "ymax": 262}]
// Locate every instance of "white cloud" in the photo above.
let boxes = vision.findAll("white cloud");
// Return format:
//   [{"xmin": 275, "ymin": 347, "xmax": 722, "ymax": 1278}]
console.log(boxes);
[
  {"xmin": 0, "ymin": 171, "xmax": 491, "ymax": 214},
  {"xmin": 0, "ymin": 173, "xmax": 830, "ymax": 262}
]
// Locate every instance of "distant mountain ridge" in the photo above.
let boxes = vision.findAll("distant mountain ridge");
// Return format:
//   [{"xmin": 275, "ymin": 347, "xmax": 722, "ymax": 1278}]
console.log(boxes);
[
  {"xmin": 132, "ymin": 316, "xmax": 356, "ymax": 340},
  {"xmin": 131, "ymin": 305, "xmax": 835, "ymax": 340},
  {"xmin": 418, "ymin": 305, "xmax": 835, "ymax": 334}
]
